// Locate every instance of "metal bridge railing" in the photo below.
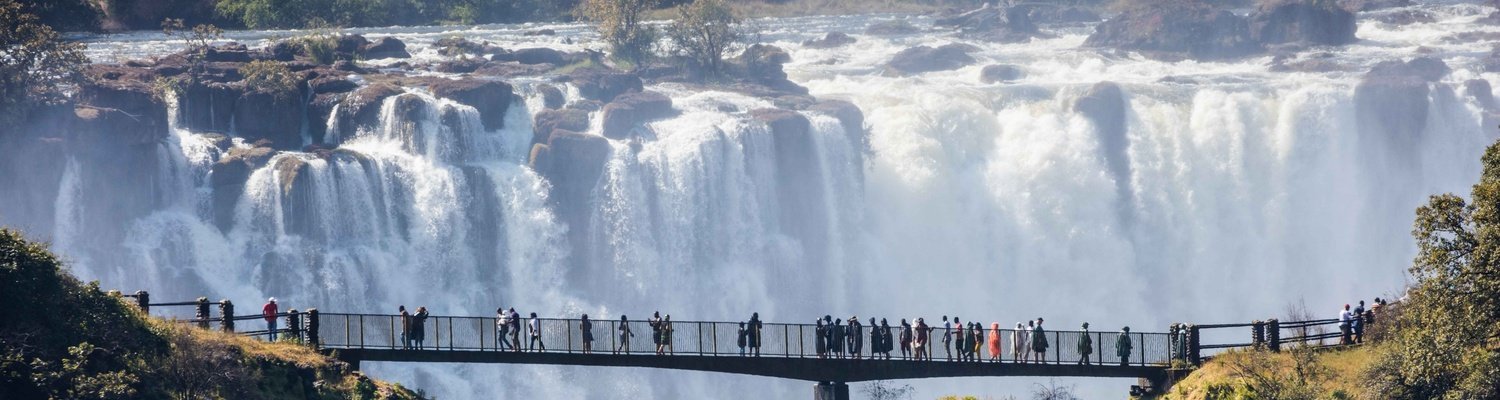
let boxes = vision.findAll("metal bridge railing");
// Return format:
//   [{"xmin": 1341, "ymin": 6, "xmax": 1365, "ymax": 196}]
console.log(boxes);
[{"xmin": 314, "ymin": 313, "xmax": 1175, "ymax": 367}]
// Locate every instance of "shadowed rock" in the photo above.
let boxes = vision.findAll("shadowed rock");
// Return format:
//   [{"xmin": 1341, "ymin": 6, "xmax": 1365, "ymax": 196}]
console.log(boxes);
[
  {"xmin": 427, "ymin": 79, "xmax": 515, "ymax": 131},
  {"xmin": 1248, "ymin": 0, "xmax": 1358, "ymax": 46},
  {"xmin": 601, "ymin": 91, "xmax": 676, "ymax": 140},
  {"xmin": 1085, "ymin": 0, "xmax": 1259, "ymax": 60},
  {"xmin": 802, "ymin": 32, "xmax": 857, "ymax": 49},
  {"xmin": 980, "ymin": 65, "xmax": 1024, "ymax": 83},
  {"xmin": 362, "ymin": 37, "xmax": 411, "ymax": 59},
  {"xmin": 566, "ymin": 70, "xmax": 643, "ymax": 102},
  {"xmin": 884, "ymin": 44, "xmax": 978, "ymax": 76}
]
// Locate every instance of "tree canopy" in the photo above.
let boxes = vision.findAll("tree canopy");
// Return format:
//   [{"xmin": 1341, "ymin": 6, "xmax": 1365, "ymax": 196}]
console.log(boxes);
[{"xmin": 0, "ymin": 0, "xmax": 88, "ymax": 126}]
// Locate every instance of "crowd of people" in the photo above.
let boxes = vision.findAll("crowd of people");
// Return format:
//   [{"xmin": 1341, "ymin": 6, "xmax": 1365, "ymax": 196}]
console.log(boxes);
[
  {"xmin": 380, "ymin": 305, "xmax": 1143, "ymax": 366},
  {"xmin": 1338, "ymin": 298, "xmax": 1386, "ymax": 345}
]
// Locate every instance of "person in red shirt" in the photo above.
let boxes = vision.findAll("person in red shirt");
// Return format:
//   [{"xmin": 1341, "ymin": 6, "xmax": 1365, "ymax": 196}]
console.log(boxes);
[{"xmin": 263, "ymin": 298, "xmax": 279, "ymax": 341}]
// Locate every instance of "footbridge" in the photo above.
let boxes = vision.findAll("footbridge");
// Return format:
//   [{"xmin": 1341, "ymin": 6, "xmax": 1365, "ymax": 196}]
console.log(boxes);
[{"xmin": 118, "ymin": 291, "xmax": 1359, "ymax": 399}]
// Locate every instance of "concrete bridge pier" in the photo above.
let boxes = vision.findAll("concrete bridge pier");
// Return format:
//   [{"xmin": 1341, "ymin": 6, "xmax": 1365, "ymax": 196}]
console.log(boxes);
[{"xmin": 813, "ymin": 381, "xmax": 849, "ymax": 400}]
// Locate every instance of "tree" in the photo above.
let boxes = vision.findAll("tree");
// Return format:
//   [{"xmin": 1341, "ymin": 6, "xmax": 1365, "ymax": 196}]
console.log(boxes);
[
  {"xmin": 579, "ymin": 0, "xmax": 660, "ymax": 64},
  {"xmin": 1368, "ymin": 138, "xmax": 1500, "ymax": 399},
  {"xmin": 665, "ymin": 0, "xmax": 740, "ymax": 77},
  {"xmin": 0, "ymin": 0, "xmax": 88, "ymax": 126}
]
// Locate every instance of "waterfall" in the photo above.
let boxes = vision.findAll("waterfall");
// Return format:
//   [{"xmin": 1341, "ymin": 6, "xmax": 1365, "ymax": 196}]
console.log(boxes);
[{"xmin": 9, "ymin": 5, "xmax": 1500, "ymax": 398}]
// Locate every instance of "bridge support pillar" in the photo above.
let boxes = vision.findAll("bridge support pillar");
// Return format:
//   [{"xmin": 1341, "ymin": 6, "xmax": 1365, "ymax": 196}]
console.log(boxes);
[{"xmin": 813, "ymin": 382, "xmax": 848, "ymax": 400}]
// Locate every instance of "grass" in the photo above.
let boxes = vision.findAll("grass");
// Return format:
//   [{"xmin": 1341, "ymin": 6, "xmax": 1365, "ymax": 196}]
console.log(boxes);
[{"xmin": 1157, "ymin": 345, "xmax": 1377, "ymax": 400}]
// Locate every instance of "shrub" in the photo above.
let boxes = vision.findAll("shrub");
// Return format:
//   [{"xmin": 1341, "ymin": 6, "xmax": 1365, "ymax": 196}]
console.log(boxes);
[
  {"xmin": 0, "ymin": 0, "xmax": 88, "ymax": 125},
  {"xmin": 579, "ymin": 0, "xmax": 661, "ymax": 64},
  {"xmin": 239, "ymin": 60, "xmax": 301, "ymax": 99},
  {"xmin": 665, "ymin": 0, "xmax": 741, "ymax": 77}
]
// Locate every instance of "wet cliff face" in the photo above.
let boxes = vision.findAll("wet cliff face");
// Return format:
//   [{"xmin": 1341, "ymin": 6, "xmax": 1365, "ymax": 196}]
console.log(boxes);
[{"xmin": 8, "ymin": 4, "xmax": 1500, "ymax": 398}]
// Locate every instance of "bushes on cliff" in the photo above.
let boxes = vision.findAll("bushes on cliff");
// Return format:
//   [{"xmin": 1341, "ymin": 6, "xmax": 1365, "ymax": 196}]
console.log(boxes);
[
  {"xmin": 1363, "ymin": 139, "xmax": 1500, "ymax": 399},
  {"xmin": 240, "ymin": 60, "xmax": 301, "ymax": 98},
  {"xmin": 0, "ymin": 0, "xmax": 88, "ymax": 126},
  {"xmin": 0, "ymin": 227, "xmax": 427, "ymax": 399},
  {"xmin": 581, "ymin": 0, "xmax": 661, "ymax": 64},
  {"xmin": 666, "ymin": 0, "xmax": 742, "ymax": 76}
]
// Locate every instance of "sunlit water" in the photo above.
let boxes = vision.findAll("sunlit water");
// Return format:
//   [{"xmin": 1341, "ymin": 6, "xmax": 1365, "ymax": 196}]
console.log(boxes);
[{"xmin": 7, "ymin": 3, "xmax": 1500, "ymax": 398}]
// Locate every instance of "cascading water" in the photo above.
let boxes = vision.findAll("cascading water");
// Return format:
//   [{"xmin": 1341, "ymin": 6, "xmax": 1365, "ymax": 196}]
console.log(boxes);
[{"xmin": 7, "ymin": 3, "xmax": 1500, "ymax": 398}]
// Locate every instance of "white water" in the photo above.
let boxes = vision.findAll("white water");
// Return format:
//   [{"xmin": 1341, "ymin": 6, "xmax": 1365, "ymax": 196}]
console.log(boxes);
[{"xmin": 8, "ymin": 2, "xmax": 1500, "ymax": 398}]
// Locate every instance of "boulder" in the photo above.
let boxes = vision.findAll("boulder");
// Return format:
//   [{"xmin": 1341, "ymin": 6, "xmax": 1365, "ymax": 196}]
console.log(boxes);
[
  {"xmin": 935, "ymin": 5, "xmax": 1039, "ymax": 42},
  {"xmin": 336, "ymin": 34, "xmax": 370, "ymax": 59},
  {"xmin": 433, "ymin": 58, "xmax": 489, "ymax": 73},
  {"xmin": 178, "ymin": 81, "xmax": 242, "ymax": 133},
  {"xmin": 233, "ymin": 90, "xmax": 304, "ymax": 149},
  {"xmin": 307, "ymin": 93, "xmax": 343, "ymax": 144},
  {"xmin": 210, "ymin": 144, "xmax": 276, "ymax": 230},
  {"xmin": 495, "ymin": 48, "xmax": 569, "ymax": 65},
  {"xmin": 866, "ymin": 19, "xmax": 920, "ymax": 35},
  {"xmin": 267, "ymin": 40, "xmax": 302, "ymax": 61},
  {"xmin": 537, "ymin": 84, "xmax": 566, "ymax": 110},
  {"xmin": 802, "ymin": 32, "xmax": 857, "ymax": 49},
  {"xmin": 1028, "ymin": 6, "xmax": 1101, "ymax": 23},
  {"xmin": 427, "ymin": 79, "xmax": 515, "ymax": 131},
  {"xmin": 77, "ymin": 80, "xmax": 169, "ymax": 145},
  {"xmin": 1351, "ymin": 0, "xmax": 1409, "ymax": 11},
  {"xmin": 362, "ymin": 37, "xmax": 411, "ymax": 59},
  {"xmin": 529, "ymin": 130, "xmax": 613, "ymax": 240},
  {"xmin": 806, "ymin": 100, "xmax": 867, "ymax": 152},
  {"xmin": 980, "ymin": 64, "xmax": 1024, "ymax": 83},
  {"xmin": 310, "ymin": 76, "xmax": 358, "ymax": 94},
  {"xmin": 1247, "ymin": 0, "xmax": 1358, "ymax": 46},
  {"xmin": 1466, "ymin": 79, "xmax": 1495, "ymax": 111},
  {"xmin": 205, "ymin": 43, "xmax": 253, "ymax": 63},
  {"xmin": 735, "ymin": 44, "xmax": 807, "ymax": 94},
  {"xmin": 434, "ymin": 37, "xmax": 502, "ymax": 58},
  {"xmin": 1375, "ymin": 10, "xmax": 1435, "ymax": 25},
  {"xmin": 883, "ymin": 43, "xmax": 978, "ymax": 76},
  {"xmin": 1084, "ymin": 0, "xmax": 1260, "ymax": 60},
  {"xmin": 533, "ymin": 108, "xmax": 590, "ymax": 144},
  {"xmin": 334, "ymin": 83, "xmax": 403, "ymax": 141},
  {"xmin": 601, "ymin": 91, "xmax": 676, "ymax": 140},
  {"xmin": 567, "ymin": 70, "xmax": 643, "ymax": 101}
]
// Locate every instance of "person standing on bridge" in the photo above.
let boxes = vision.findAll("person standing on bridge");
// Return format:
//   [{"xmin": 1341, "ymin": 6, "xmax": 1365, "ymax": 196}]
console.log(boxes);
[
  {"xmin": 914, "ymin": 318, "xmax": 930, "ymax": 361},
  {"xmin": 399, "ymin": 305, "xmax": 411, "ymax": 349},
  {"xmin": 1338, "ymin": 304, "xmax": 1353, "ymax": 345},
  {"xmin": 832, "ymin": 318, "xmax": 846, "ymax": 359},
  {"xmin": 972, "ymin": 322, "xmax": 984, "ymax": 362},
  {"xmin": 988, "ymin": 322, "xmax": 1002, "ymax": 362},
  {"xmin": 1013, "ymin": 322, "xmax": 1029, "ymax": 363},
  {"xmin": 497, "ymin": 307, "xmax": 511, "ymax": 351},
  {"xmin": 1116, "ymin": 326, "xmax": 1133, "ymax": 366},
  {"xmin": 942, "ymin": 316, "xmax": 953, "ymax": 361},
  {"xmin": 880, "ymin": 319, "xmax": 894, "ymax": 360},
  {"xmin": 1032, "ymin": 318, "xmax": 1050, "ymax": 364},
  {"xmin": 528, "ymin": 312, "xmax": 545, "ymax": 352},
  {"xmin": 954, "ymin": 320, "xmax": 966, "ymax": 364},
  {"xmin": 1353, "ymin": 300, "xmax": 1366, "ymax": 344},
  {"xmin": 1077, "ymin": 322, "xmax": 1093, "ymax": 365},
  {"xmin": 849, "ymin": 316, "xmax": 864, "ymax": 360},
  {"xmin": 748, "ymin": 313, "xmax": 763, "ymax": 357},
  {"xmin": 660, "ymin": 315, "xmax": 674, "ymax": 355},
  {"xmin": 508, "ymin": 308, "xmax": 521, "ymax": 352},
  {"xmin": 737, "ymin": 322, "xmax": 748, "ymax": 356},
  {"xmin": 870, "ymin": 317, "xmax": 883, "ymax": 359},
  {"xmin": 822, "ymin": 320, "xmax": 834, "ymax": 361},
  {"xmin": 412, "ymin": 306, "xmax": 429, "ymax": 350},
  {"xmin": 899, "ymin": 319, "xmax": 913, "ymax": 359},
  {"xmin": 617, "ymin": 315, "xmax": 634, "ymax": 354},
  {"xmin": 650, "ymin": 312, "xmax": 663, "ymax": 353},
  {"xmin": 580, "ymin": 314, "xmax": 594, "ymax": 354},
  {"xmin": 263, "ymin": 298, "xmax": 279, "ymax": 341}
]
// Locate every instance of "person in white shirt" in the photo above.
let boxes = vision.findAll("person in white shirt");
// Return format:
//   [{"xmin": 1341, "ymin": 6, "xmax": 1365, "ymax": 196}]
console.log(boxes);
[
  {"xmin": 496, "ymin": 307, "xmax": 511, "ymax": 350},
  {"xmin": 1338, "ymin": 304, "xmax": 1353, "ymax": 345},
  {"xmin": 528, "ymin": 312, "xmax": 545, "ymax": 351}
]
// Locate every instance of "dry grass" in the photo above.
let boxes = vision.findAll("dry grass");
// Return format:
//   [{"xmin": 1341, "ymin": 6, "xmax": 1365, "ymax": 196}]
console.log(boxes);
[
  {"xmin": 1159, "ymin": 346, "xmax": 1377, "ymax": 400},
  {"xmin": 147, "ymin": 318, "xmax": 331, "ymax": 369}
]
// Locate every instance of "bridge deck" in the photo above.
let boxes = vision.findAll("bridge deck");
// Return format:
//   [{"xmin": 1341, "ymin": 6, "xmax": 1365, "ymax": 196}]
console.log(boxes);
[{"xmin": 330, "ymin": 349, "xmax": 1167, "ymax": 382}]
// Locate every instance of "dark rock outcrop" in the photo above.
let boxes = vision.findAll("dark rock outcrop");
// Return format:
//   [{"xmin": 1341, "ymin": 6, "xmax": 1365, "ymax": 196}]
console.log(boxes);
[
  {"xmin": 77, "ymin": 79, "xmax": 169, "ymax": 145},
  {"xmin": 537, "ymin": 84, "xmax": 565, "ymax": 110},
  {"xmin": 234, "ymin": 90, "xmax": 303, "ymax": 149},
  {"xmin": 532, "ymin": 108, "xmax": 590, "ymax": 144},
  {"xmin": 866, "ymin": 19, "xmax": 920, "ymax": 35},
  {"xmin": 1084, "ymin": 1, "xmax": 1259, "ymax": 60},
  {"xmin": 802, "ymin": 32, "xmax": 857, "ymax": 49},
  {"xmin": 205, "ymin": 43, "xmax": 253, "ymax": 63},
  {"xmin": 806, "ymin": 99, "xmax": 867, "ymax": 153},
  {"xmin": 980, "ymin": 64, "xmax": 1024, "ymax": 83},
  {"xmin": 884, "ymin": 43, "xmax": 978, "ymax": 76},
  {"xmin": 601, "ymin": 91, "xmax": 676, "ymax": 140},
  {"xmin": 336, "ymin": 35, "xmax": 370, "ymax": 59},
  {"xmin": 309, "ymin": 76, "xmax": 358, "ymax": 94},
  {"xmin": 427, "ymin": 79, "xmax": 515, "ymax": 131},
  {"xmin": 935, "ymin": 5, "xmax": 1039, "ymax": 42},
  {"xmin": 1028, "ymin": 6, "xmax": 1101, "ymax": 23},
  {"xmin": 434, "ymin": 58, "xmax": 488, "ymax": 73},
  {"xmin": 566, "ymin": 70, "xmax": 643, "ymax": 102},
  {"xmin": 1247, "ymin": 0, "xmax": 1358, "ymax": 46},
  {"xmin": 178, "ymin": 81, "xmax": 242, "ymax": 133},
  {"xmin": 736, "ymin": 44, "xmax": 808, "ymax": 95},
  {"xmin": 362, "ymin": 37, "xmax": 411, "ymax": 59},
  {"xmin": 1073, "ymin": 81, "xmax": 1134, "ymax": 224},
  {"xmin": 1355, "ymin": 58, "xmax": 1448, "ymax": 153},
  {"xmin": 494, "ymin": 48, "xmax": 570, "ymax": 65},
  {"xmin": 529, "ymin": 130, "xmax": 613, "ymax": 252},
  {"xmin": 1375, "ymin": 9, "xmax": 1435, "ymax": 25},
  {"xmin": 334, "ymin": 83, "xmax": 404, "ymax": 141},
  {"xmin": 211, "ymin": 145, "xmax": 277, "ymax": 230}
]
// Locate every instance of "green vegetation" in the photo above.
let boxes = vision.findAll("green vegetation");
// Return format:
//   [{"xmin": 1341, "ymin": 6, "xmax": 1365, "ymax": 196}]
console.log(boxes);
[
  {"xmin": 580, "ymin": 0, "xmax": 661, "ymax": 64},
  {"xmin": 0, "ymin": 227, "xmax": 425, "ymax": 399},
  {"xmin": 666, "ymin": 0, "xmax": 741, "ymax": 76},
  {"xmin": 213, "ymin": 0, "xmax": 583, "ymax": 29},
  {"xmin": 1157, "ymin": 137, "xmax": 1500, "ymax": 400},
  {"xmin": 240, "ymin": 60, "xmax": 301, "ymax": 99},
  {"xmin": 0, "ymin": 0, "xmax": 88, "ymax": 126}
]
